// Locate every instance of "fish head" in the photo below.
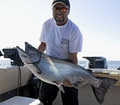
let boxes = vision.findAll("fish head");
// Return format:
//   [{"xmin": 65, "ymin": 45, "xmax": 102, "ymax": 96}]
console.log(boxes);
[{"xmin": 16, "ymin": 42, "xmax": 41, "ymax": 64}]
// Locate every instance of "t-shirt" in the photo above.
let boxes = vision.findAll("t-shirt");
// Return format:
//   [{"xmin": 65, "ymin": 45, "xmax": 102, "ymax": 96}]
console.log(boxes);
[{"xmin": 40, "ymin": 18, "xmax": 83, "ymax": 59}]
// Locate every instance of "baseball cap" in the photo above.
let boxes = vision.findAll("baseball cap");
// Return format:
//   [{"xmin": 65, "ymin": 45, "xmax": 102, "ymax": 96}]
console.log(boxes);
[{"xmin": 52, "ymin": 0, "xmax": 70, "ymax": 7}]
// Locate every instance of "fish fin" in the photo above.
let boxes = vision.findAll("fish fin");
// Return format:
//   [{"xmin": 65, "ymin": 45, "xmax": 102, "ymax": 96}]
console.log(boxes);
[
  {"xmin": 34, "ymin": 64, "xmax": 42, "ymax": 74},
  {"xmin": 36, "ymin": 67, "xmax": 42, "ymax": 74},
  {"xmin": 58, "ymin": 85, "xmax": 65, "ymax": 93},
  {"xmin": 72, "ymin": 82, "xmax": 80, "ymax": 89},
  {"xmin": 92, "ymin": 77, "xmax": 118, "ymax": 104},
  {"xmin": 53, "ymin": 81, "xmax": 65, "ymax": 93},
  {"xmin": 36, "ymin": 70, "xmax": 42, "ymax": 74},
  {"xmin": 72, "ymin": 80, "xmax": 85, "ymax": 89}
]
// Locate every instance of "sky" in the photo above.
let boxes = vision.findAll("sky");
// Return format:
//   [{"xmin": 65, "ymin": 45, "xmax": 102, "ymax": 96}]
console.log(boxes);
[{"xmin": 0, "ymin": 0, "xmax": 120, "ymax": 60}]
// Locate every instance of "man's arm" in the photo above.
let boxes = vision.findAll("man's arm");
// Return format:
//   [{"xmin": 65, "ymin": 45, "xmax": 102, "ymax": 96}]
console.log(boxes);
[
  {"xmin": 63, "ymin": 52, "xmax": 78, "ymax": 87},
  {"xmin": 38, "ymin": 42, "xmax": 46, "ymax": 52},
  {"xmin": 69, "ymin": 53, "xmax": 78, "ymax": 65}
]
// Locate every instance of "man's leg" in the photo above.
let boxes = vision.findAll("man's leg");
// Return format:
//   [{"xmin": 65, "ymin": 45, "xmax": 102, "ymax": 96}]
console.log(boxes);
[
  {"xmin": 39, "ymin": 81, "xmax": 59, "ymax": 105},
  {"xmin": 61, "ymin": 86, "xmax": 79, "ymax": 105}
]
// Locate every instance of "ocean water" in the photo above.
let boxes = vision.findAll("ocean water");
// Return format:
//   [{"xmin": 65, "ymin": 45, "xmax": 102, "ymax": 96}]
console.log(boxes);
[
  {"xmin": 0, "ymin": 58, "xmax": 120, "ymax": 70},
  {"xmin": 78, "ymin": 60, "xmax": 120, "ymax": 69}
]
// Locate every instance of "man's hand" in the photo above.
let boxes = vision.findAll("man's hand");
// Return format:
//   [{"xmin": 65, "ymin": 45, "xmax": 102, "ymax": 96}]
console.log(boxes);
[
  {"xmin": 38, "ymin": 42, "xmax": 46, "ymax": 53},
  {"xmin": 63, "ymin": 78, "xmax": 73, "ymax": 87}
]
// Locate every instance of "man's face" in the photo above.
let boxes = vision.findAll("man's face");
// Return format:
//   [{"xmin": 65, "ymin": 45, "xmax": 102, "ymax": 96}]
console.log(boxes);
[{"xmin": 52, "ymin": 3, "xmax": 70, "ymax": 26}]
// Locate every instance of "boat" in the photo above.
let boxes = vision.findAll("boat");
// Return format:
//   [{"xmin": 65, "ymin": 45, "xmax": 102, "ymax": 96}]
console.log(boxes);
[{"xmin": 0, "ymin": 48, "xmax": 120, "ymax": 105}]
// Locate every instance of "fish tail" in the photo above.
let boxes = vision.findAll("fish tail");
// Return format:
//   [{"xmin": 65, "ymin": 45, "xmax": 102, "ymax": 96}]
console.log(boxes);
[{"xmin": 92, "ymin": 77, "xmax": 117, "ymax": 104}]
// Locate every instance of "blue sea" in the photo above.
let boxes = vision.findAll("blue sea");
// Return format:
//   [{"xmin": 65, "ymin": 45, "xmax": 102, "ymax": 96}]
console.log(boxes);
[
  {"xmin": 78, "ymin": 60, "xmax": 120, "ymax": 69},
  {"xmin": 0, "ymin": 58, "xmax": 120, "ymax": 70}
]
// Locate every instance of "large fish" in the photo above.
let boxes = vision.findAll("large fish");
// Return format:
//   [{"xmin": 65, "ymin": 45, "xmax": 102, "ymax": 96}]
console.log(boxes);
[{"xmin": 16, "ymin": 42, "xmax": 117, "ymax": 104}]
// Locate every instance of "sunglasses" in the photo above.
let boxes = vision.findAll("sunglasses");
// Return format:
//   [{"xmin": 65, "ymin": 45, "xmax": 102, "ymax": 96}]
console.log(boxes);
[{"xmin": 53, "ymin": 7, "xmax": 68, "ymax": 13}]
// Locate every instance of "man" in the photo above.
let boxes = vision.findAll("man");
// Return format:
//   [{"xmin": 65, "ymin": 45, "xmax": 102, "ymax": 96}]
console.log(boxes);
[{"xmin": 38, "ymin": 0, "xmax": 83, "ymax": 105}]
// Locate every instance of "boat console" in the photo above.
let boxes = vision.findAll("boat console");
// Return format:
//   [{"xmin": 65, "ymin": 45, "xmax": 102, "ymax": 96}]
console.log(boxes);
[
  {"xmin": 2, "ymin": 48, "xmax": 24, "ymax": 66},
  {"xmin": 83, "ymin": 56, "xmax": 108, "ymax": 69}
]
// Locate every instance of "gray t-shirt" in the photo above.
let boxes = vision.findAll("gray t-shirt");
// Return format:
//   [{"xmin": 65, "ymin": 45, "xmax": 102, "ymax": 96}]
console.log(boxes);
[{"xmin": 40, "ymin": 18, "xmax": 83, "ymax": 59}]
